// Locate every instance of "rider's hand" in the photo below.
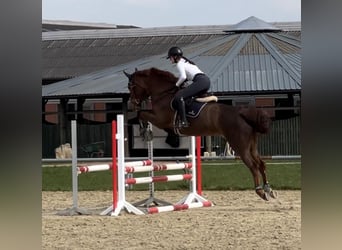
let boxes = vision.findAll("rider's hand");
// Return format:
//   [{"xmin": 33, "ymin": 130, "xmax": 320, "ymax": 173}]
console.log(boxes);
[{"xmin": 179, "ymin": 81, "xmax": 188, "ymax": 89}]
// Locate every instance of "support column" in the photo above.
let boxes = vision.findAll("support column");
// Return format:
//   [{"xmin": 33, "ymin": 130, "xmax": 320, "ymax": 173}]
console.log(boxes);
[
  {"xmin": 122, "ymin": 96, "xmax": 129, "ymax": 157},
  {"xmin": 58, "ymin": 98, "xmax": 68, "ymax": 144},
  {"xmin": 77, "ymin": 97, "xmax": 85, "ymax": 122},
  {"xmin": 205, "ymin": 136, "xmax": 212, "ymax": 153}
]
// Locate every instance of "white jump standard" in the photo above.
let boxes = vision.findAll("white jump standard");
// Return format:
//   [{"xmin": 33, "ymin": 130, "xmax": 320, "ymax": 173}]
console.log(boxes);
[{"xmin": 101, "ymin": 114, "xmax": 213, "ymax": 216}]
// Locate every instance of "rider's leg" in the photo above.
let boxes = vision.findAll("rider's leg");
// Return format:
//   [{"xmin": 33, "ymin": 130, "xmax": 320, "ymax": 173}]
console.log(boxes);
[
  {"xmin": 178, "ymin": 75, "xmax": 210, "ymax": 100},
  {"xmin": 179, "ymin": 97, "xmax": 189, "ymax": 127},
  {"xmin": 174, "ymin": 91, "xmax": 189, "ymax": 127},
  {"xmin": 174, "ymin": 76, "xmax": 210, "ymax": 127}
]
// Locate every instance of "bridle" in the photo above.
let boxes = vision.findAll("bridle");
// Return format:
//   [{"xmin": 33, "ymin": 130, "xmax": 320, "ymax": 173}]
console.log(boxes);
[{"xmin": 127, "ymin": 77, "xmax": 149, "ymax": 106}]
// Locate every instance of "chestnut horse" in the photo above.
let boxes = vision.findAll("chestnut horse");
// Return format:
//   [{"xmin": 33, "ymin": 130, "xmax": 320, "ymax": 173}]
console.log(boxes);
[{"xmin": 124, "ymin": 67, "xmax": 277, "ymax": 200}]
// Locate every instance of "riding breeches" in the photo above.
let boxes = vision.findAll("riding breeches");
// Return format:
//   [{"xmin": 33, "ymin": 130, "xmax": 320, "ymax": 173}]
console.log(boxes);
[{"xmin": 174, "ymin": 73, "xmax": 210, "ymax": 110}]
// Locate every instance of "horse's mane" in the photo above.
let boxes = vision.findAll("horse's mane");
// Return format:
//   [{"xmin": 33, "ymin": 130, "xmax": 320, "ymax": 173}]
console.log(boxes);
[
  {"xmin": 149, "ymin": 67, "xmax": 177, "ymax": 85},
  {"xmin": 133, "ymin": 67, "xmax": 178, "ymax": 96}
]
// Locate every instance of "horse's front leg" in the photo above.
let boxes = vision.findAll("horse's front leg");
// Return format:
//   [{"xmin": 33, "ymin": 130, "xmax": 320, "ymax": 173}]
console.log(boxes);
[
  {"xmin": 138, "ymin": 119, "xmax": 152, "ymax": 141},
  {"xmin": 137, "ymin": 110, "xmax": 179, "ymax": 147},
  {"xmin": 137, "ymin": 110, "xmax": 161, "ymax": 141}
]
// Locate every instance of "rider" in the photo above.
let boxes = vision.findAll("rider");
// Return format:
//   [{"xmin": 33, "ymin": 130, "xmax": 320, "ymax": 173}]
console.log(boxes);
[{"xmin": 167, "ymin": 46, "xmax": 211, "ymax": 127}]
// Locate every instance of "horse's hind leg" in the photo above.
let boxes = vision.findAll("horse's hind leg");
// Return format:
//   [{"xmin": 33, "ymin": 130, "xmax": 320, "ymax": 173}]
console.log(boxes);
[
  {"xmin": 239, "ymin": 150, "xmax": 269, "ymax": 201},
  {"xmin": 257, "ymin": 158, "xmax": 277, "ymax": 199},
  {"xmin": 250, "ymin": 136, "xmax": 277, "ymax": 199},
  {"xmin": 164, "ymin": 128, "xmax": 180, "ymax": 148},
  {"xmin": 227, "ymin": 131, "xmax": 268, "ymax": 200}
]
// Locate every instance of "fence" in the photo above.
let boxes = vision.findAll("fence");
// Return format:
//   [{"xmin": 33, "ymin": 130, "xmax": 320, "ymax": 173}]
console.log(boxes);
[
  {"xmin": 210, "ymin": 116, "xmax": 300, "ymax": 156},
  {"xmin": 42, "ymin": 116, "xmax": 300, "ymax": 158}
]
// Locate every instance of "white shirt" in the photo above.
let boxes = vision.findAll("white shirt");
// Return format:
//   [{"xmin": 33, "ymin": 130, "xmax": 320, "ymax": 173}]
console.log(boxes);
[{"xmin": 175, "ymin": 58, "xmax": 203, "ymax": 87}]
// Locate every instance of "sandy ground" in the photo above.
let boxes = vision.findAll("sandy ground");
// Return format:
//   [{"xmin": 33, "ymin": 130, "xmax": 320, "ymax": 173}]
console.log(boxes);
[{"xmin": 42, "ymin": 190, "xmax": 301, "ymax": 250}]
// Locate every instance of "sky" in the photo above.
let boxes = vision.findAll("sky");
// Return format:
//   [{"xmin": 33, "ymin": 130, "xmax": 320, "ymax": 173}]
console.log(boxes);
[{"xmin": 42, "ymin": 0, "xmax": 301, "ymax": 28}]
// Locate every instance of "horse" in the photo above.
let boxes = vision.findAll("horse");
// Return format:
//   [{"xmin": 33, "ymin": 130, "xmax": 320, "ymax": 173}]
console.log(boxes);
[{"xmin": 124, "ymin": 67, "xmax": 277, "ymax": 201}]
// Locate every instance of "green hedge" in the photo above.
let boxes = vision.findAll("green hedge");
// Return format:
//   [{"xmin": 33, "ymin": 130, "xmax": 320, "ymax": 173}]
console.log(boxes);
[{"xmin": 42, "ymin": 160, "xmax": 301, "ymax": 191}]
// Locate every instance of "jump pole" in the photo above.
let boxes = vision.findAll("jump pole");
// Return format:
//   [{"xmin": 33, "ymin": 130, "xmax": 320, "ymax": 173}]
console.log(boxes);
[{"xmin": 77, "ymin": 160, "xmax": 152, "ymax": 174}]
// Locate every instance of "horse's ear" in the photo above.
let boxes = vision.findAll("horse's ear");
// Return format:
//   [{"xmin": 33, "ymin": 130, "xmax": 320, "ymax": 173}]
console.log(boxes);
[
  {"xmin": 135, "ymin": 67, "xmax": 138, "ymax": 72},
  {"xmin": 123, "ymin": 70, "xmax": 132, "ymax": 80}
]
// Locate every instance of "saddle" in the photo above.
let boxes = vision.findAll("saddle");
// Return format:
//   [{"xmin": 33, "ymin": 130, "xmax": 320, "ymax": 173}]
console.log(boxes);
[
  {"xmin": 194, "ymin": 93, "xmax": 218, "ymax": 103},
  {"xmin": 171, "ymin": 93, "xmax": 218, "ymax": 119}
]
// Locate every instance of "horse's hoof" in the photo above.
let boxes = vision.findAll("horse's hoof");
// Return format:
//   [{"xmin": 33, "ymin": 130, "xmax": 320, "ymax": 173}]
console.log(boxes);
[
  {"xmin": 269, "ymin": 190, "xmax": 278, "ymax": 199},
  {"xmin": 256, "ymin": 189, "xmax": 269, "ymax": 201},
  {"xmin": 264, "ymin": 184, "xmax": 277, "ymax": 199},
  {"xmin": 263, "ymin": 183, "xmax": 271, "ymax": 193},
  {"xmin": 145, "ymin": 131, "xmax": 153, "ymax": 141}
]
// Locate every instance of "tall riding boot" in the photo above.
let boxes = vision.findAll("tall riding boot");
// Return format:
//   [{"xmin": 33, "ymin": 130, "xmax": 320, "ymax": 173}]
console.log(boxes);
[{"xmin": 178, "ymin": 97, "xmax": 189, "ymax": 128}]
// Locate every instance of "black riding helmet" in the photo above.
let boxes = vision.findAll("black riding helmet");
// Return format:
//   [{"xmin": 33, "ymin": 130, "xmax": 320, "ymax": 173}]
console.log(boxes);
[{"xmin": 167, "ymin": 46, "xmax": 183, "ymax": 59}]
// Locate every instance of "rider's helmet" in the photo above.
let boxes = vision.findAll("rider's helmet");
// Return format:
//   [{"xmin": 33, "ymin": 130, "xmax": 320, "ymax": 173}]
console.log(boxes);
[{"xmin": 167, "ymin": 46, "xmax": 183, "ymax": 59}]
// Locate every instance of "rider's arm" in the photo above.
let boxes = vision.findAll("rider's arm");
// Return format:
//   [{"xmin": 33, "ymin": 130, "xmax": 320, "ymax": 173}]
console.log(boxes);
[{"xmin": 175, "ymin": 60, "xmax": 187, "ymax": 87}]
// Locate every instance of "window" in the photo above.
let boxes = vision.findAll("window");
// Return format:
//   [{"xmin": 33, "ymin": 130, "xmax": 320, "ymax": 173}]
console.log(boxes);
[{"xmin": 232, "ymin": 96, "xmax": 255, "ymax": 107}]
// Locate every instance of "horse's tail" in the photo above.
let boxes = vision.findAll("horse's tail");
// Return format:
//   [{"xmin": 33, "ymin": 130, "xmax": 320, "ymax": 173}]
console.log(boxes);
[{"xmin": 239, "ymin": 107, "xmax": 271, "ymax": 134}]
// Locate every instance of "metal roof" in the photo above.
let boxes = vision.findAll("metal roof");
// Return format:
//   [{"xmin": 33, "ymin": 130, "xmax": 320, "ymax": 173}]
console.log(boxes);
[
  {"xmin": 224, "ymin": 16, "xmax": 281, "ymax": 33},
  {"xmin": 42, "ymin": 33, "xmax": 221, "ymax": 79},
  {"xmin": 42, "ymin": 19, "xmax": 139, "ymax": 32},
  {"xmin": 42, "ymin": 16, "xmax": 300, "ymax": 80},
  {"xmin": 42, "ymin": 20, "xmax": 300, "ymax": 40},
  {"xmin": 43, "ymin": 20, "xmax": 301, "ymax": 99}
]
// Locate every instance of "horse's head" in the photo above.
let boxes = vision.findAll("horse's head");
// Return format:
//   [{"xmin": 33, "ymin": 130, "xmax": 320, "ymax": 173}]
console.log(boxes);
[
  {"xmin": 124, "ymin": 69, "xmax": 150, "ymax": 107},
  {"xmin": 124, "ymin": 67, "xmax": 178, "ymax": 109}
]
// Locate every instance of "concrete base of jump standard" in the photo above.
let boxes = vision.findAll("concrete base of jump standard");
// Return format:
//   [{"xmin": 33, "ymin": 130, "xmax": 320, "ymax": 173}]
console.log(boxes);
[
  {"xmin": 56, "ymin": 206, "xmax": 92, "ymax": 216},
  {"xmin": 133, "ymin": 196, "xmax": 173, "ymax": 208}
]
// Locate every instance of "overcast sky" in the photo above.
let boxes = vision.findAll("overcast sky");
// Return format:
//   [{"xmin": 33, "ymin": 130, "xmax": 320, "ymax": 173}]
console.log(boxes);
[{"xmin": 42, "ymin": 0, "xmax": 301, "ymax": 28}]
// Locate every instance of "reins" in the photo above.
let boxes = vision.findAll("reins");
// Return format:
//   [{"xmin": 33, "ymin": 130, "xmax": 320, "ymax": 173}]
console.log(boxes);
[
  {"xmin": 128, "ymin": 68, "xmax": 179, "ymax": 105},
  {"xmin": 130, "ymin": 80, "xmax": 177, "ymax": 104},
  {"xmin": 151, "ymin": 86, "xmax": 178, "ymax": 103}
]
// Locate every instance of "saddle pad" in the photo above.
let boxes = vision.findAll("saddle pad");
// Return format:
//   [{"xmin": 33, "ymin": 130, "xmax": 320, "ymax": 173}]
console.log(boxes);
[
  {"xmin": 170, "ymin": 98, "xmax": 207, "ymax": 118},
  {"xmin": 185, "ymin": 101, "xmax": 207, "ymax": 118}
]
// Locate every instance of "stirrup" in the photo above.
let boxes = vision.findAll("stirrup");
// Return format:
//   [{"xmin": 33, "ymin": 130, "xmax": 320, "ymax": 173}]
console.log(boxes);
[
  {"xmin": 176, "ymin": 120, "xmax": 189, "ymax": 128},
  {"xmin": 180, "ymin": 121, "xmax": 189, "ymax": 128}
]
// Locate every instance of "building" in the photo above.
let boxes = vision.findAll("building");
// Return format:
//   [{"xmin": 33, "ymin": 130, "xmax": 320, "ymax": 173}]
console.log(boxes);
[{"xmin": 42, "ymin": 17, "xmax": 301, "ymax": 158}]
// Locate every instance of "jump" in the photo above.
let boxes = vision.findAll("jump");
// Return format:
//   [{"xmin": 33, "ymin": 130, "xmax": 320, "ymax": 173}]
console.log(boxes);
[{"xmin": 124, "ymin": 67, "xmax": 277, "ymax": 201}]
